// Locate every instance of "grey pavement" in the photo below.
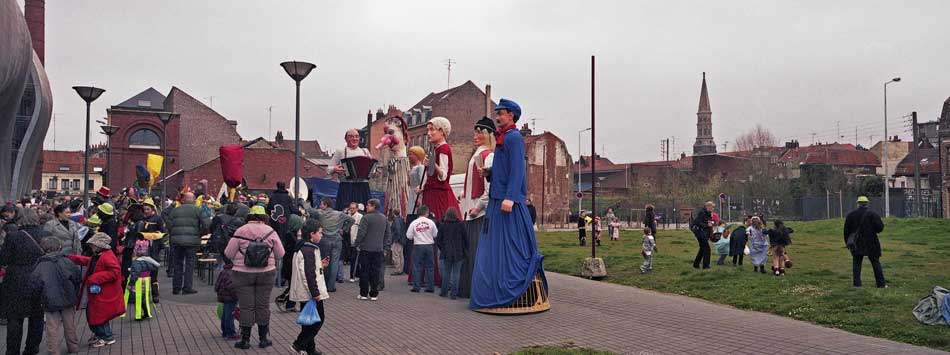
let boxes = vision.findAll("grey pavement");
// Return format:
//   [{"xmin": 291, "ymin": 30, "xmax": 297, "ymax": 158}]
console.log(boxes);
[{"xmin": 1, "ymin": 265, "xmax": 946, "ymax": 355}]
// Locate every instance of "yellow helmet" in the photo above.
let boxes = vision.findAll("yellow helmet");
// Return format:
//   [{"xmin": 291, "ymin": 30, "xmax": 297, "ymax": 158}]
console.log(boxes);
[
  {"xmin": 249, "ymin": 205, "xmax": 266, "ymax": 216},
  {"xmin": 856, "ymin": 196, "xmax": 870, "ymax": 203},
  {"xmin": 98, "ymin": 202, "xmax": 115, "ymax": 216}
]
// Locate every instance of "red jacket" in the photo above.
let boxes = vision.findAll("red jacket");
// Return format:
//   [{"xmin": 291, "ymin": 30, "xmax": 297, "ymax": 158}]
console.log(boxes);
[{"xmin": 68, "ymin": 251, "xmax": 125, "ymax": 325}]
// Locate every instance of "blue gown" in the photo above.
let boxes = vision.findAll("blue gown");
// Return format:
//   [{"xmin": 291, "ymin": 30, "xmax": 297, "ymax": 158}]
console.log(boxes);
[{"xmin": 469, "ymin": 129, "xmax": 547, "ymax": 310}]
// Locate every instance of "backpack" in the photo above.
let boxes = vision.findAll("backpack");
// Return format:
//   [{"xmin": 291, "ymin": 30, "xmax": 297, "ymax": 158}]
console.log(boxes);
[
  {"xmin": 211, "ymin": 216, "xmax": 242, "ymax": 253},
  {"xmin": 912, "ymin": 286, "xmax": 949, "ymax": 326},
  {"xmin": 215, "ymin": 269, "xmax": 238, "ymax": 303},
  {"xmin": 234, "ymin": 230, "xmax": 276, "ymax": 268}
]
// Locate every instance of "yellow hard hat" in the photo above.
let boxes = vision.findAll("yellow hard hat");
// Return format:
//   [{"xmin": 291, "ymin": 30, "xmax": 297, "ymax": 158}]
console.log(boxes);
[
  {"xmin": 142, "ymin": 197, "xmax": 156, "ymax": 209},
  {"xmin": 249, "ymin": 205, "xmax": 266, "ymax": 216},
  {"xmin": 98, "ymin": 202, "xmax": 114, "ymax": 216},
  {"xmin": 86, "ymin": 214, "xmax": 102, "ymax": 225},
  {"xmin": 856, "ymin": 196, "xmax": 870, "ymax": 203}
]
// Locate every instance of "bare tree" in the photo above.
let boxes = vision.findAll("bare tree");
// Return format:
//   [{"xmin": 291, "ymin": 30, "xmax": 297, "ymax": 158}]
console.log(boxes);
[{"xmin": 733, "ymin": 124, "xmax": 777, "ymax": 152}]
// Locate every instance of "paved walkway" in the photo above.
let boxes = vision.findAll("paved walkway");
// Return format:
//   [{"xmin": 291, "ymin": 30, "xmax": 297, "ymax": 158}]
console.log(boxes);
[{"xmin": 1, "ymin": 267, "xmax": 945, "ymax": 355}]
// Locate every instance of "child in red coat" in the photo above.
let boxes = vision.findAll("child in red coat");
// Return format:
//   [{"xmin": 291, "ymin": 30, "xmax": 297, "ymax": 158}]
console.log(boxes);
[{"xmin": 67, "ymin": 232, "xmax": 125, "ymax": 348}]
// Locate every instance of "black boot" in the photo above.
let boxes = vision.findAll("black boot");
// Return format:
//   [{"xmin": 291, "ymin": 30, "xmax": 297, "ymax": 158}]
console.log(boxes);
[
  {"xmin": 234, "ymin": 326, "xmax": 252, "ymax": 349},
  {"xmin": 152, "ymin": 282, "xmax": 160, "ymax": 304},
  {"xmin": 258, "ymin": 324, "xmax": 273, "ymax": 348}
]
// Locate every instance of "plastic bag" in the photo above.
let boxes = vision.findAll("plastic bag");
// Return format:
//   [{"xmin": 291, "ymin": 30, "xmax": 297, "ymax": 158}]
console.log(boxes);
[
  {"xmin": 743, "ymin": 245, "xmax": 750, "ymax": 255},
  {"xmin": 297, "ymin": 299, "xmax": 321, "ymax": 326}
]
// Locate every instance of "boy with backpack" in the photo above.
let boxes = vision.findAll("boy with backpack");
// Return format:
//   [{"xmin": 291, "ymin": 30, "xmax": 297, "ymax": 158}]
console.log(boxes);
[
  {"xmin": 215, "ymin": 263, "xmax": 240, "ymax": 340},
  {"xmin": 123, "ymin": 240, "xmax": 160, "ymax": 320}
]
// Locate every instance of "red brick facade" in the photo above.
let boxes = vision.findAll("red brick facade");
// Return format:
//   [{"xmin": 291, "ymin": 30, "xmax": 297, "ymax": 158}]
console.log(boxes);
[
  {"xmin": 165, "ymin": 87, "xmax": 242, "ymax": 170},
  {"xmin": 181, "ymin": 148, "xmax": 327, "ymax": 196},
  {"xmin": 525, "ymin": 131, "xmax": 573, "ymax": 224},
  {"xmin": 106, "ymin": 105, "xmax": 180, "ymax": 190},
  {"xmin": 403, "ymin": 81, "xmax": 495, "ymax": 175}
]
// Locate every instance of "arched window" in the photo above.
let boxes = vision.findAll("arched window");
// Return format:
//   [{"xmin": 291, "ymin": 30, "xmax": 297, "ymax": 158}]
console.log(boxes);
[{"xmin": 128, "ymin": 128, "xmax": 161, "ymax": 149}]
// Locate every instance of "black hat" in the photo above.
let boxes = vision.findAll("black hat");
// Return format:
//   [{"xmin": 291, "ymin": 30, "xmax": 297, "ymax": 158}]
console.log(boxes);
[{"xmin": 475, "ymin": 116, "xmax": 496, "ymax": 133}]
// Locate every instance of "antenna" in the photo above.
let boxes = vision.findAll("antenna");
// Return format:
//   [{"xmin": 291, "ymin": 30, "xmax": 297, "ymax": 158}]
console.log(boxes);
[
  {"xmin": 811, "ymin": 132, "xmax": 817, "ymax": 144},
  {"xmin": 205, "ymin": 96, "xmax": 215, "ymax": 108},
  {"xmin": 267, "ymin": 106, "xmax": 273, "ymax": 138},
  {"xmin": 444, "ymin": 59, "xmax": 455, "ymax": 89},
  {"xmin": 530, "ymin": 118, "xmax": 545, "ymax": 131}
]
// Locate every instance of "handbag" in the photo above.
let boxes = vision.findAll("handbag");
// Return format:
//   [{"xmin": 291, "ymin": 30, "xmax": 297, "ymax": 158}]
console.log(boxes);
[
  {"xmin": 846, "ymin": 210, "xmax": 870, "ymax": 251},
  {"xmin": 297, "ymin": 299, "xmax": 322, "ymax": 326}
]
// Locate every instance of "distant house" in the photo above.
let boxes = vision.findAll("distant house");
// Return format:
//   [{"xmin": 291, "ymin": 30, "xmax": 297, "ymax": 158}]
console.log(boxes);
[
  {"xmin": 778, "ymin": 142, "xmax": 880, "ymax": 183},
  {"xmin": 39, "ymin": 150, "xmax": 105, "ymax": 197},
  {"xmin": 522, "ymin": 126, "xmax": 573, "ymax": 224}
]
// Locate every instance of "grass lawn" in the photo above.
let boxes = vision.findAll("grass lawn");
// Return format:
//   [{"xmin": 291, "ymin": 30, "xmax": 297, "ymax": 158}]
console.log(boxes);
[
  {"xmin": 537, "ymin": 218, "xmax": 950, "ymax": 352},
  {"xmin": 509, "ymin": 345, "xmax": 617, "ymax": 355}
]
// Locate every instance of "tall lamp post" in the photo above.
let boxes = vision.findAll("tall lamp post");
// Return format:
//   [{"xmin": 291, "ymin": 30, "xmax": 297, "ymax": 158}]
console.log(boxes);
[
  {"xmin": 280, "ymin": 61, "xmax": 317, "ymax": 203},
  {"xmin": 883, "ymin": 77, "xmax": 900, "ymax": 217},
  {"xmin": 100, "ymin": 124, "xmax": 120, "ymax": 187},
  {"xmin": 73, "ymin": 86, "xmax": 105, "ymax": 212},
  {"xmin": 576, "ymin": 127, "xmax": 591, "ymax": 214},
  {"xmin": 157, "ymin": 112, "xmax": 179, "ymax": 208}
]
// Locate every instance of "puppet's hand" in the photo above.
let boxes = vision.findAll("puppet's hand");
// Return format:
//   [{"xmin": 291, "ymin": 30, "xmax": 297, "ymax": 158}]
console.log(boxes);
[{"xmin": 501, "ymin": 199, "xmax": 514, "ymax": 213}]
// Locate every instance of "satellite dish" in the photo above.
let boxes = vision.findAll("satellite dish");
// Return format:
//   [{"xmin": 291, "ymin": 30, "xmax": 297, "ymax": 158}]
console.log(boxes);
[{"xmin": 288, "ymin": 177, "xmax": 309, "ymax": 202}]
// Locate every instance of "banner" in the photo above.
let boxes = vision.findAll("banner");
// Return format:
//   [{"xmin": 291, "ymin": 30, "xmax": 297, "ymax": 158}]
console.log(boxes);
[{"xmin": 146, "ymin": 154, "xmax": 163, "ymax": 188}]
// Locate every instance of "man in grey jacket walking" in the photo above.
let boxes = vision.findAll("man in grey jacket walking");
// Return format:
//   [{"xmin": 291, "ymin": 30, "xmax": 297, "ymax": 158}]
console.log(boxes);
[
  {"xmin": 166, "ymin": 192, "xmax": 210, "ymax": 294},
  {"xmin": 355, "ymin": 199, "xmax": 391, "ymax": 300}
]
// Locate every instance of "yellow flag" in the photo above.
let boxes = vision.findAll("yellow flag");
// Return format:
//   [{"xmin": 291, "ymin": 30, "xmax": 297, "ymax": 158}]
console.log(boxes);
[{"xmin": 146, "ymin": 154, "xmax": 163, "ymax": 188}]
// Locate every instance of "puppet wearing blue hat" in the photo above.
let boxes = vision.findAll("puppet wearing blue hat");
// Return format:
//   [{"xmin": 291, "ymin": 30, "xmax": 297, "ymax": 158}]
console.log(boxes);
[{"xmin": 469, "ymin": 97, "xmax": 548, "ymax": 312}]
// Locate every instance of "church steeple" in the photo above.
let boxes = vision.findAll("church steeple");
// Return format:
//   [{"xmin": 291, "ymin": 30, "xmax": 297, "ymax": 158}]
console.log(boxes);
[{"xmin": 693, "ymin": 72, "xmax": 717, "ymax": 155}]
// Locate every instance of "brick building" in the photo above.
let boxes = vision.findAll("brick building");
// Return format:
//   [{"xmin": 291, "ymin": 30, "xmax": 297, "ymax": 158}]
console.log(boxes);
[
  {"xmin": 176, "ymin": 141, "xmax": 327, "ymax": 198},
  {"xmin": 781, "ymin": 142, "xmax": 880, "ymax": 183},
  {"xmin": 102, "ymin": 86, "xmax": 242, "ymax": 197},
  {"xmin": 402, "ymin": 80, "xmax": 495, "ymax": 175},
  {"xmin": 522, "ymin": 126, "xmax": 573, "ymax": 225}
]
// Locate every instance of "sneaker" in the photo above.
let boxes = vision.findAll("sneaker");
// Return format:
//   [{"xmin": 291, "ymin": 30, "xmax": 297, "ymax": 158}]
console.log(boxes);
[
  {"xmin": 424, "ymin": 289, "xmax": 435, "ymax": 293},
  {"xmin": 182, "ymin": 289, "xmax": 198, "ymax": 295},
  {"xmin": 91, "ymin": 339, "xmax": 116, "ymax": 348},
  {"xmin": 370, "ymin": 297, "xmax": 378, "ymax": 301},
  {"xmin": 87, "ymin": 336, "xmax": 99, "ymax": 345},
  {"xmin": 410, "ymin": 289, "xmax": 420, "ymax": 293},
  {"xmin": 357, "ymin": 295, "xmax": 369, "ymax": 300},
  {"xmin": 291, "ymin": 344, "xmax": 308, "ymax": 355},
  {"xmin": 349, "ymin": 278, "xmax": 356, "ymax": 283}
]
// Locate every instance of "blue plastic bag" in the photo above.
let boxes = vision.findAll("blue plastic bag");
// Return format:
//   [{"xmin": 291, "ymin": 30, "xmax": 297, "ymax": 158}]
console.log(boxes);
[
  {"xmin": 90, "ymin": 284, "xmax": 101, "ymax": 295},
  {"xmin": 296, "ymin": 300, "xmax": 321, "ymax": 326}
]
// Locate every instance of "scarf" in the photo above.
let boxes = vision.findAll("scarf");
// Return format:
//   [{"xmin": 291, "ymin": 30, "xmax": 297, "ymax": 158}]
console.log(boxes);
[{"xmin": 494, "ymin": 124, "xmax": 517, "ymax": 146}]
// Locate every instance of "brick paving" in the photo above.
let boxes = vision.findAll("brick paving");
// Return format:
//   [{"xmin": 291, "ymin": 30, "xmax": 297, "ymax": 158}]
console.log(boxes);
[{"xmin": 1, "ymin": 267, "xmax": 946, "ymax": 355}]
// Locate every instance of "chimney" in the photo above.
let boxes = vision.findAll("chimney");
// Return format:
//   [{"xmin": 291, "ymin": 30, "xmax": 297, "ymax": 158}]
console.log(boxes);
[
  {"xmin": 784, "ymin": 140, "xmax": 799, "ymax": 149},
  {"xmin": 366, "ymin": 110, "xmax": 372, "ymax": 128},
  {"xmin": 519, "ymin": 123, "xmax": 532, "ymax": 137},
  {"xmin": 680, "ymin": 152, "xmax": 687, "ymax": 160},
  {"xmin": 25, "ymin": 0, "xmax": 45, "ymax": 64},
  {"xmin": 275, "ymin": 131, "xmax": 284, "ymax": 145},
  {"xmin": 376, "ymin": 108, "xmax": 384, "ymax": 121}
]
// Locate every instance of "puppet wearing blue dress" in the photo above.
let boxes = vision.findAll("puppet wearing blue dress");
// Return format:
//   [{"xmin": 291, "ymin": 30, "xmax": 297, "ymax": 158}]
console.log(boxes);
[{"xmin": 469, "ymin": 99, "xmax": 547, "ymax": 310}]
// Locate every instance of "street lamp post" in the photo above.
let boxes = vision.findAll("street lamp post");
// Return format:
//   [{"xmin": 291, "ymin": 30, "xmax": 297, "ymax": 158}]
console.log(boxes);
[
  {"xmin": 100, "ymin": 124, "xmax": 120, "ymax": 187},
  {"xmin": 157, "ymin": 112, "xmax": 179, "ymax": 209},
  {"xmin": 577, "ymin": 127, "xmax": 591, "ymax": 215},
  {"xmin": 280, "ymin": 61, "xmax": 317, "ymax": 204},
  {"xmin": 883, "ymin": 77, "xmax": 900, "ymax": 217},
  {"xmin": 73, "ymin": 86, "xmax": 105, "ymax": 212}
]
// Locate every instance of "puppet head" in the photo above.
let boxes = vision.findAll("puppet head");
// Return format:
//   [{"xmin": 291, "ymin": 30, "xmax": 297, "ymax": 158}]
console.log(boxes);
[{"xmin": 378, "ymin": 116, "xmax": 409, "ymax": 157}]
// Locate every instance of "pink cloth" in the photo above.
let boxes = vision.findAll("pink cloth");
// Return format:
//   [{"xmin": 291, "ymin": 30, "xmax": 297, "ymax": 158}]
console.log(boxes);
[{"xmin": 223, "ymin": 222, "xmax": 285, "ymax": 273}]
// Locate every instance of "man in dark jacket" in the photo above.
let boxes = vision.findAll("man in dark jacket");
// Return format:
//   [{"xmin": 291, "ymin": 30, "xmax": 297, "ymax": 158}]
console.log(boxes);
[
  {"xmin": 843, "ymin": 196, "xmax": 885, "ymax": 288},
  {"xmin": 30, "ymin": 237, "xmax": 82, "ymax": 354},
  {"xmin": 266, "ymin": 181, "xmax": 299, "ymax": 290},
  {"xmin": 354, "ymin": 199, "xmax": 391, "ymax": 300},
  {"xmin": 690, "ymin": 201, "xmax": 715, "ymax": 269},
  {"xmin": 166, "ymin": 192, "xmax": 210, "ymax": 295}
]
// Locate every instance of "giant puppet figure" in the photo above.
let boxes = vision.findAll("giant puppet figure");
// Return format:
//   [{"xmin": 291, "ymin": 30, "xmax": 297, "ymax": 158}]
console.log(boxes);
[
  {"xmin": 419, "ymin": 117, "xmax": 460, "ymax": 220},
  {"xmin": 469, "ymin": 98, "xmax": 549, "ymax": 313},
  {"xmin": 329, "ymin": 129, "xmax": 376, "ymax": 211},
  {"xmin": 458, "ymin": 116, "xmax": 495, "ymax": 297},
  {"xmin": 376, "ymin": 116, "xmax": 411, "ymax": 216}
]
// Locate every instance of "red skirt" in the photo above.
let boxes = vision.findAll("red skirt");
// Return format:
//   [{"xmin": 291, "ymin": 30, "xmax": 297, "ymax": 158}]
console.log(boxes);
[{"xmin": 421, "ymin": 187, "xmax": 460, "ymax": 222}]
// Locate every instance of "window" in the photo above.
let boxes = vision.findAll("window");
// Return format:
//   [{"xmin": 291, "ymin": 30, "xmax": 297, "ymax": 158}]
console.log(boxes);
[
  {"xmin": 138, "ymin": 100, "xmax": 151, "ymax": 107},
  {"xmin": 58, "ymin": 165, "xmax": 70, "ymax": 171},
  {"xmin": 47, "ymin": 177, "xmax": 57, "ymax": 190},
  {"xmin": 87, "ymin": 180, "xmax": 95, "ymax": 190},
  {"xmin": 61, "ymin": 179, "xmax": 68, "ymax": 190},
  {"xmin": 128, "ymin": 128, "xmax": 161, "ymax": 149},
  {"xmin": 73, "ymin": 179, "xmax": 81, "ymax": 190}
]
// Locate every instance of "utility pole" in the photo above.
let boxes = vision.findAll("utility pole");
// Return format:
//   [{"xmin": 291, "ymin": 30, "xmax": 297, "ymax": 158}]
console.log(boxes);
[
  {"xmin": 444, "ymin": 59, "xmax": 455, "ymax": 90},
  {"xmin": 912, "ymin": 111, "xmax": 921, "ymax": 216}
]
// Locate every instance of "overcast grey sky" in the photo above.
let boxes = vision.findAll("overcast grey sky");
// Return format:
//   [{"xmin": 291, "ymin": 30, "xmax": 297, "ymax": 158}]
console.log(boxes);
[{"xmin": 33, "ymin": 0, "xmax": 950, "ymax": 162}]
